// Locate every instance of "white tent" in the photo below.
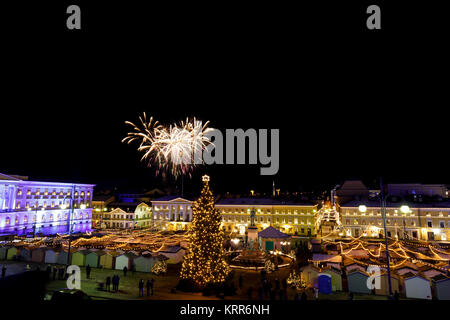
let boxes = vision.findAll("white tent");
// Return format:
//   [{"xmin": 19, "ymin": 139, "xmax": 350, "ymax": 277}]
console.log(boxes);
[
  {"xmin": 404, "ymin": 275, "xmax": 432, "ymax": 300},
  {"xmin": 115, "ymin": 252, "xmax": 137, "ymax": 270}
]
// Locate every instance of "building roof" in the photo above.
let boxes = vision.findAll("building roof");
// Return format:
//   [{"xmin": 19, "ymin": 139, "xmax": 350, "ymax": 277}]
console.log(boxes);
[
  {"xmin": 347, "ymin": 269, "xmax": 369, "ymax": 277},
  {"xmin": 109, "ymin": 203, "xmax": 140, "ymax": 213},
  {"xmin": 0, "ymin": 173, "xmax": 23, "ymax": 181},
  {"xmin": 258, "ymin": 226, "xmax": 290, "ymax": 239},
  {"xmin": 152, "ymin": 195, "xmax": 193, "ymax": 202},
  {"xmin": 340, "ymin": 199, "xmax": 450, "ymax": 209},
  {"xmin": 311, "ymin": 253, "xmax": 342, "ymax": 263},
  {"xmin": 403, "ymin": 273, "xmax": 430, "ymax": 281},
  {"xmin": 92, "ymin": 195, "xmax": 115, "ymax": 202},
  {"xmin": 430, "ymin": 274, "xmax": 450, "ymax": 282},
  {"xmin": 0, "ymin": 173, "xmax": 95, "ymax": 187},
  {"xmin": 216, "ymin": 197, "xmax": 315, "ymax": 206},
  {"xmin": 159, "ymin": 245, "xmax": 183, "ymax": 253}
]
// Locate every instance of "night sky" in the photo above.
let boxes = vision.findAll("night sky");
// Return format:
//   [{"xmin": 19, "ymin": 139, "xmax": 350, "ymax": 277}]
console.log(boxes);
[{"xmin": 1, "ymin": 2, "xmax": 448, "ymax": 196}]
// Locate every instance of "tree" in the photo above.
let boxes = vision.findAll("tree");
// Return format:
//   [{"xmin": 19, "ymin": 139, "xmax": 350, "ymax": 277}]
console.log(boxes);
[{"xmin": 180, "ymin": 175, "xmax": 229, "ymax": 288}]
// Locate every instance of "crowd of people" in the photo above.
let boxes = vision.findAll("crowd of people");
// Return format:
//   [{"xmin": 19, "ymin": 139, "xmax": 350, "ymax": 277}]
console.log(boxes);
[{"xmin": 239, "ymin": 272, "xmax": 308, "ymax": 300}]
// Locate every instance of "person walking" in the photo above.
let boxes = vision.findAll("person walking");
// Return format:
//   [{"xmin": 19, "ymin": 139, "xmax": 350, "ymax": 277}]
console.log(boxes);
[
  {"xmin": 150, "ymin": 278, "xmax": 155, "ymax": 295},
  {"xmin": 1, "ymin": 265, "xmax": 6, "ymax": 278},
  {"xmin": 314, "ymin": 287, "xmax": 319, "ymax": 300},
  {"xmin": 258, "ymin": 287, "xmax": 263, "ymax": 300},
  {"xmin": 145, "ymin": 279, "xmax": 153, "ymax": 297},
  {"xmin": 139, "ymin": 279, "xmax": 144, "ymax": 297},
  {"xmin": 394, "ymin": 290, "xmax": 400, "ymax": 301},
  {"xmin": 106, "ymin": 276, "xmax": 111, "ymax": 292},
  {"xmin": 282, "ymin": 278, "xmax": 287, "ymax": 290},
  {"xmin": 247, "ymin": 286, "xmax": 253, "ymax": 300},
  {"xmin": 116, "ymin": 275, "xmax": 120, "ymax": 292},
  {"xmin": 112, "ymin": 275, "xmax": 117, "ymax": 292},
  {"xmin": 52, "ymin": 266, "xmax": 57, "ymax": 280},
  {"xmin": 86, "ymin": 265, "xmax": 91, "ymax": 279},
  {"xmin": 301, "ymin": 291, "xmax": 307, "ymax": 301},
  {"xmin": 58, "ymin": 267, "xmax": 63, "ymax": 280},
  {"xmin": 123, "ymin": 266, "xmax": 128, "ymax": 277}
]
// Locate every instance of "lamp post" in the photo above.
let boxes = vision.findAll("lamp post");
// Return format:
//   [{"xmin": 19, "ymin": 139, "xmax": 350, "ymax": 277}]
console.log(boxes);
[
  {"xmin": 60, "ymin": 186, "xmax": 87, "ymax": 266},
  {"xmin": 400, "ymin": 205, "xmax": 411, "ymax": 240},
  {"xmin": 378, "ymin": 179, "xmax": 410, "ymax": 297},
  {"xmin": 379, "ymin": 179, "xmax": 394, "ymax": 297},
  {"xmin": 27, "ymin": 206, "xmax": 38, "ymax": 238}
]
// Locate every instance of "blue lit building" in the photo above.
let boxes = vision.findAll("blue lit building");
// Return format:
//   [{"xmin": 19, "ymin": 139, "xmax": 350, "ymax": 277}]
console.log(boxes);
[{"xmin": 0, "ymin": 173, "xmax": 95, "ymax": 236}]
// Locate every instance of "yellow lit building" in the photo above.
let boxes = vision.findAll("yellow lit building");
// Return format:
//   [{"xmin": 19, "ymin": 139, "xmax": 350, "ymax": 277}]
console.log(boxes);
[
  {"xmin": 151, "ymin": 196, "xmax": 193, "ymax": 231},
  {"xmin": 150, "ymin": 196, "xmax": 318, "ymax": 236},
  {"xmin": 102, "ymin": 202, "xmax": 152, "ymax": 229},
  {"xmin": 340, "ymin": 200, "xmax": 450, "ymax": 241},
  {"xmin": 91, "ymin": 195, "xmax": 115, "ymax": 228},
  {"xmin": 216, "ymin": 198, "xmax": 318, "ymax": 236}
]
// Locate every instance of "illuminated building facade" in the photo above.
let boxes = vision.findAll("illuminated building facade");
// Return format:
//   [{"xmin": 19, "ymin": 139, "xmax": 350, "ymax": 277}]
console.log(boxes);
[
  {"xmin": 340, "ymin": 200, "xmax": 450, "ymax": 241},
  {"xmin": 0, "ymin": 173, "xmax": 94, "ymax": 236},
  {"xmin": 92, "ymin": 195, "xmax": 115, "ymax": 228},
  {"xmin": 216, "ymin": 198, "xmax": 318, "ymax": 236},
  {"xmin": 151, "ymin": 196, "xmax": 193, "ymax": 231},
  {"xmin": 102, "ymin": 202, "xmax": 152, "ymax": 229},
  {"xmin": 150, "ymin": 196, "xmax": 318, "ymax": 235}
]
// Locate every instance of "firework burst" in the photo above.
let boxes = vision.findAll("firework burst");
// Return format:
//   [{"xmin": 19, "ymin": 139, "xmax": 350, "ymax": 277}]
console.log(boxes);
[{"xmin": 123, "ymin": 114, "xmax": 213, "ymax": 178}]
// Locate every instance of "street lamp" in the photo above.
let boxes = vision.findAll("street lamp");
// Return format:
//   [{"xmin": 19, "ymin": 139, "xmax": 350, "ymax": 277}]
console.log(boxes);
[
  {"xmin": 60, "ymin": 187, "xmax": 87, "ymax": 266},
  {"xmin": 378, "ymin": 178, "xmax": 412, "ymax": 297},
  {"xmin": 27, "ymin": 206, "xmax": 38, "ymax": 238},
  {"xmin": 400, "ymin": 205, "xmax": 410, "ymax": 240}
]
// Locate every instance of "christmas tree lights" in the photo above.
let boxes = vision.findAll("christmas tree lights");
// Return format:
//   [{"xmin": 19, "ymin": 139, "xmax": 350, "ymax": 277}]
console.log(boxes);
[{"xmin": 179, "ymin": 175, "xmax": 229, "ymax": 288}]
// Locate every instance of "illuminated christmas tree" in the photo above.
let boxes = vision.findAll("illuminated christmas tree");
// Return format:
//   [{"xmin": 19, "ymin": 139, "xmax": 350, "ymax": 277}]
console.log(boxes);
[{"xmin": 180, "ymin": 175, "xmax": 229, "ymax": 288}]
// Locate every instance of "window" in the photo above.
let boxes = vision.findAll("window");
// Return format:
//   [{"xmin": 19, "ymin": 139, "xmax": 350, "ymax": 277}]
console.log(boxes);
[
  {"xmin": 427, "ymin": 220, "xmax": 433, "ymax": 228},
  {"xmin": 440, "ymin": 221, "xmax": 445, "ymax": 228}
]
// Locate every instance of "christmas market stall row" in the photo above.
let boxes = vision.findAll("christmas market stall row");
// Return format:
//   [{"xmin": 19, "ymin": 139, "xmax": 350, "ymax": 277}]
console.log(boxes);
[{"xmin": 299, "ymin": 236, "xmax": 450, "ymax": 299}]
